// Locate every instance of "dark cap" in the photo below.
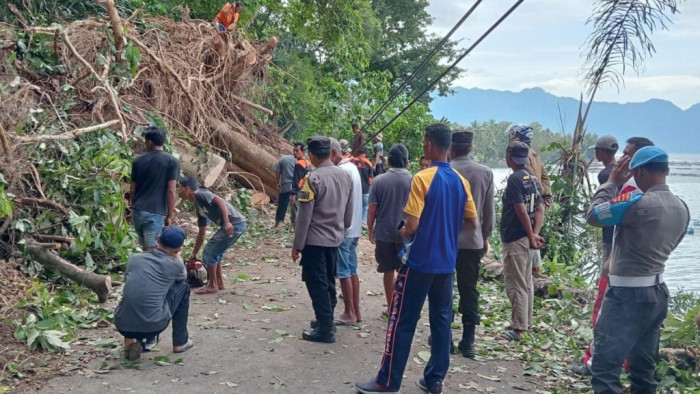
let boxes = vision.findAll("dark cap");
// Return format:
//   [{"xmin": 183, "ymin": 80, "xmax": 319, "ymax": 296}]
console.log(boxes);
[
  {"xmin": 452, "ymin": 130, "xmax": 473, "ymax": 144},
  {"xmin": 179, "ymin": 176, "xmax": 198, "ymax": 189},
  {"xmin": 160, "ymin": 226, "xmax": 186, "ymax": 249},
  {"xmin": 508, "ymin": 141, "xmax": 529, "ymax": 165},
  {"xmin": 357, "ymin": 146, "xmax": 367, "ymax": 155},
  {"xmin": 307, "ymin": 136, "xmax": 331, "ymax": 157}
]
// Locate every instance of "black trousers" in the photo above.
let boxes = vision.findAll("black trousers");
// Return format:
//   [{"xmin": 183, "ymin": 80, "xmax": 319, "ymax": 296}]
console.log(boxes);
[
  {"xmin": 456, "ymin": 249, "xmax": 481, "ymax": 326},
  {"xmin": 118, "ymin": 280, "xmax": 190, "ymax": 347},
  {"xmin": 591, "ymin": 284, "xmax": 669, "ymax": 394},
  {"xmin": 275, "ymin": 191, "xmax": 291, "ymax": 223},
  {"xmin": 301, "ymin": 245, "xmax": 338, "ymax": 333}
]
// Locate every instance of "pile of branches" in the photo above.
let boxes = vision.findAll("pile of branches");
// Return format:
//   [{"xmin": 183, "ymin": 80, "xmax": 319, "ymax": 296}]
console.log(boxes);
[{"xmin": 1, "ymin": 2, "xmax": 288, "ymax": 203}]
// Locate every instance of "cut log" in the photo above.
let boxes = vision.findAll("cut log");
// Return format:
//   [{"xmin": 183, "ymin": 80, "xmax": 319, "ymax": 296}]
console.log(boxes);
[
  {"xmin": 25, "ymin": 239, "xmax": 112, "ymax": 303},
  {"xmin": 174, "ymin": 139, "xmax": 226, "ymax": 188},
  {"xmin": 481, "ymin": 256, "xmax": 591, "ymax": 303},
  {"xmin": 210, "ymin": 121, "xmax": 285, "ymax": 198}
]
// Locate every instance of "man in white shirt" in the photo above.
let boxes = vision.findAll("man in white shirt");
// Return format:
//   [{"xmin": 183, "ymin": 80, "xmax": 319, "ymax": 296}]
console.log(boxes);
[{"xmin": 330, "ymin": 138, "xmax": 364, "ymax": 324}]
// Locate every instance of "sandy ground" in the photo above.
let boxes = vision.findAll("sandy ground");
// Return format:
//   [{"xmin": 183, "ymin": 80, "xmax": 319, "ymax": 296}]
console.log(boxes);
[{"xmin": 36, "ymin": 226, "xmax": 539, "ymax": 394}]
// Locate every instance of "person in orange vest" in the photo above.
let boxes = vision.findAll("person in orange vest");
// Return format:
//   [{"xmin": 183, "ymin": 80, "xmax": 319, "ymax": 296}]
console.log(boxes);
[{"xmin": 214, "ymin": 2, "xmax": 244, "ymax": 32}]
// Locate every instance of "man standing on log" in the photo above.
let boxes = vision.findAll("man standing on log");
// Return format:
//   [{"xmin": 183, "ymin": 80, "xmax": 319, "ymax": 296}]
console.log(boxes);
[
  {"xmin": 586, "ymin": 147, "xmax": 689, "ymax": 393},
  {"xmin": 356, "ymin": 124, "xmax": 477, "ymax": 394},
  {"xmin": 507, "ymin": 124, "xmax": 551, "ymax": 277},
  {"xmin": 274, "ymin": 153, "xmax": 296, "ymax": 229},
  {"xmin": 292, "ymin": 136, "xmax": 354, "ymax": 344},
  {"xmin": 129, "ymin": 126, "xmax": 179, "ymax": 251},
  {"xmin": 330, "ymin": 138, "xmax": 363, "ymax": 325},
  {"xmin": 289, "ymin": 142, "xmax": 310, "ymax": 232},
  {"xmin": 498, "ymin": 141, "xmax": 544, "ymax": 342},
  {"xmin": 351, "ymin": 123, "xmax": 365, "ymax": 157},
  {"xmin": 214, "ymin": 2, "xmax": 244, "ymax": 32},
  {"xmin": 115, "ymin": 226, "xmax": 193, "ymax": 361},
  {"xmin": 367, "ymin": 144, "xmax": 412, "ymax": 317},
  {"xmin": 178, "ymin": 177, "xmax": 247, "ymax": 295},
  {"xmin": 449, "ymin": 129, "xmax": 495, "ymax": 358}
]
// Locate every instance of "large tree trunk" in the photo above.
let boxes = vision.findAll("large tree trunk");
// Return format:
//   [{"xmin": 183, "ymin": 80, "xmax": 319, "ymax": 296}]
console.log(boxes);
[
  {"xmin": 174, "ymin": 139, "xmax": 227, "ymax": 188},
  {"xmin": 25, "ymin": 239, "xmax": 112, "ymax": 302},
  {"xmin": 210, "ymin": 121, "xmax": 292, "ymax": 199}
]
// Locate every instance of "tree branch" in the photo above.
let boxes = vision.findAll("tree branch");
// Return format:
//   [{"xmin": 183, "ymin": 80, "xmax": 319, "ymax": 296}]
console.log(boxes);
[
  {"xmin": 12, "ymin": 197, "xmax": 70, "ymax": 217},
  {"xmin": 15, "ymin": 119, "xmax": 120, "ymax": 144}
]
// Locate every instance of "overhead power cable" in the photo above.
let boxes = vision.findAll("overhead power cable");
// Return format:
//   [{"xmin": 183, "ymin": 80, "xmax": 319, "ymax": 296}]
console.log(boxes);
[
  {"xmin": 358, "ymin": 0, "xmax": 483, "ymax": 134},
  {"xmin": 365, "ymin": 0, "xmax": 525, "ymax": 145}
]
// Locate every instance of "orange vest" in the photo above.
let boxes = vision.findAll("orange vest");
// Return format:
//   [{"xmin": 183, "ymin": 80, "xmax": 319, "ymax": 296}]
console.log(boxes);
[{"xmin": 214, "ymin": 3, "xmax": 240, "ymax": 30}]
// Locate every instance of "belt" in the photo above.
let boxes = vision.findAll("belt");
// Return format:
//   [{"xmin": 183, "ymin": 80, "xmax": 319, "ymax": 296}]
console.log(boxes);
[{"xmin": 608, "ymin": 274, "xmax": 664, "ymax": 287}]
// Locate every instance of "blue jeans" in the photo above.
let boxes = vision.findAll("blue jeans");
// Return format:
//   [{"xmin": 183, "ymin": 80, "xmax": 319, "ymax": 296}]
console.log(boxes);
[
  {"xmin": 362, "ymin": 193, "xmax": 369, "ymax": 224},
  {"xmin": 202, "ymin": 222, "xmax": 247, "ymax": 266},
  {"xmin": 376, "ymin": 265, "xmax": 454, "ymax": 390},
  {"xmin": 132, "ymin": 210, "xmax": 164, "ymax": 249},
  {"xmin": 337, "ymin": 237, "xmax": 359, "ymax": 278}
]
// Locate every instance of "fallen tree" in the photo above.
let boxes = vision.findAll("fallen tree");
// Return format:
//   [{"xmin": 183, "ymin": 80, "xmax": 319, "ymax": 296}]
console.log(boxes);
[
  {"xmin": 24, "ymin": 239, "xmax": 112, "ymax": 303},
  {"xmin": 482, "ymin": 256, "xmax": 592, "ymax": 303}
]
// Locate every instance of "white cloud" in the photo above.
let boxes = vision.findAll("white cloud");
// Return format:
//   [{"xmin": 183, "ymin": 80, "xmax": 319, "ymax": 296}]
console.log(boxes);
[{"xmin": 425, "ymin": 0, "xmax": 700, "ymax": 109}]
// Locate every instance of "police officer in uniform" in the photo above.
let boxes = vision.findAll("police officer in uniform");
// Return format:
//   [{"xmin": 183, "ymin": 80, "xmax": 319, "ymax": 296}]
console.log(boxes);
[
  {"xmin": 587, "ymin": 146, "xmax": 690, "ymax": 393},
  {"xmin": 292, "ymin": 136, "xmax": 354, "ymax": 343}
]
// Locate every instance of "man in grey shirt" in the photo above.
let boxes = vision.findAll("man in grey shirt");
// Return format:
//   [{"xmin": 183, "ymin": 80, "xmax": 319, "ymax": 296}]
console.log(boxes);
[
  {"xmin": 367, "ymin": 144, "xmax": 412, "ymax": 314},
  {"xmin": 586, "ymin": 147, "xmax": 689, "ymax": 393},
  {"xmin": 115, "ymin": 226, "xmax": 192, "ymax": 360},
  {"xmin": 292, "ymin": 136, "xmax": 354, "ymax": 343},
  {"xmin": 274, "ymin": 154, "xmax": 296, "ymax": 228},
  {"xmin": 449, "ymin": 129, "xmax": 495, "ymax": 359},
  {"xmin": 179, "ymin": 177, "xmax": 247, "ymax": 295}
]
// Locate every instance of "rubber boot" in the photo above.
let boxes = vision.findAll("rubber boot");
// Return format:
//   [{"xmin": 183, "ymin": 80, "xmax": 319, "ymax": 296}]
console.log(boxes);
[{"xmin": 458, "ymin": 325, "xmax": 476, "ymax": 359}]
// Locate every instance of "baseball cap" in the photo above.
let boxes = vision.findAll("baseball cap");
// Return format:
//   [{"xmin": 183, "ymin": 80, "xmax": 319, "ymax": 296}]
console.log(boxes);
[
  {"xmin": 339, "ymin": 139, "xmax": 350, "ymax": 154},
  {"xmin": 160, "ymin": 226, "xmax": 186, "ymax": 249},
  {"xmin": 179, "ymin": 176, "xmax": 198, "ymax": 190},
  {"xmin": 595, "ymin": 135, "xmax": 619, "ymax": 151},
  {"xmin": 629, "ymin": 146, "xmax": 668, "ymax": 170},
  {"xmin": 508, "ymin": 141, "xmax": 529, "ymax": 165}
]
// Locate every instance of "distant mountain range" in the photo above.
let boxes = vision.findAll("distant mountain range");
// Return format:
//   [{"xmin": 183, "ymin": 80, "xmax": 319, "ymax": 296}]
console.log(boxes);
[{"xmin": 430, "ymin": 87, "xmax": 700, "ymax": 153}]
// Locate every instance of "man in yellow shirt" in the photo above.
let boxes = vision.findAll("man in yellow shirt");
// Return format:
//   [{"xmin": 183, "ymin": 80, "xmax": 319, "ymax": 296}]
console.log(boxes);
[{"xmin": 214, "ymin": 2, "xmax": 244, "ymax": 32}]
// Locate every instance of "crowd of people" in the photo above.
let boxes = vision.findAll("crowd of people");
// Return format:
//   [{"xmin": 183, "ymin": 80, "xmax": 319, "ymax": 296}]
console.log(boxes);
[{"xmin": 112, "ymin": 120, "xmax": 689, "ymax": 394}]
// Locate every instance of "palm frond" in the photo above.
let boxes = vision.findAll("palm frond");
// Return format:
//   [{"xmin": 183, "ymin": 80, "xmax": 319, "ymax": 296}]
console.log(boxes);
[{"xmin": 582, "ymin": 0, "xmax": 683, "ymax": 97}]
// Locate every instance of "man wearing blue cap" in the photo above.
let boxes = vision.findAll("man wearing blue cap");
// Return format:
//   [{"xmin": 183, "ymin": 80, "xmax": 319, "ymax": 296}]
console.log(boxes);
[
  {"xmin": 115, "ymin": 226, "xmax": 193, "ymax": 360},
  {"xmin": 586, "ymin": 146, "xmax": 689, "ymax": 393}
]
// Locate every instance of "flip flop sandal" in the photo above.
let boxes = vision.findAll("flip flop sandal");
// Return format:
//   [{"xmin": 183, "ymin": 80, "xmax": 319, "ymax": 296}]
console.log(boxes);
[
  {"xmin": 173, "ymin": 340, "xmax": 194, "ymax": 354},
  {"xmin": 334, "ymin": 319, "xmax": 357, "ymax": 326},
  {"xmin": 498, "ymin": 330, "xmax": 520, "ymax": 342}
]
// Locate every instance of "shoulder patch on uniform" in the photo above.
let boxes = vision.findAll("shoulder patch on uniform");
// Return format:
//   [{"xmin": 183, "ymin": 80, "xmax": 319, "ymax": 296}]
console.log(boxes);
[
  {"xmin": 593, "ymin": 191, "xmax": 643, "ymax": 226},
  {"xmin": 298, "ymin": 174, "xmax": 315, "ymax": 202}
]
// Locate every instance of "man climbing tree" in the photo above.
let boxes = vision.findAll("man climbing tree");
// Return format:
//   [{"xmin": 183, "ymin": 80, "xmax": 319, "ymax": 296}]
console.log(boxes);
[{"xmin": 214, "ymin": 2, "xmax": 244, "ymax": 32}]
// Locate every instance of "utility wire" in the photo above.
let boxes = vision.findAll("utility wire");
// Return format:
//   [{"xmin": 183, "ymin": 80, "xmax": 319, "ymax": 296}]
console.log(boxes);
[
  {"xmin": 365, "ymin": 0, "xmax": 525, "ymax": 146},
  {"xmin": 358, "ymin": 0, "xmax": 483, "ymax": 134}
]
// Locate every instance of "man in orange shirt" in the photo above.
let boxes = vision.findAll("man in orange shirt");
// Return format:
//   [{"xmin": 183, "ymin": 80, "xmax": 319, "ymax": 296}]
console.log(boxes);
[{"xmin": 214, "ymin": 2, "xmax": 244, "ymax": 32}]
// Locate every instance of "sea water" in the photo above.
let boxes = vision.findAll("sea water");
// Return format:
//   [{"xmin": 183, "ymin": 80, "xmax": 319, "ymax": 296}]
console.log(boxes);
[{"xmin": 491, "ymin": 153, "xmax": 700, "ymax": 293}]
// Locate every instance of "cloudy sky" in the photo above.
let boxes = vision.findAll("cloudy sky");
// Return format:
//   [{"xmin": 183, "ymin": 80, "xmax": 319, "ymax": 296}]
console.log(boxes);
[{"xmin": 426, "ymin": 0, "xmax": 700, "ymax": 109}]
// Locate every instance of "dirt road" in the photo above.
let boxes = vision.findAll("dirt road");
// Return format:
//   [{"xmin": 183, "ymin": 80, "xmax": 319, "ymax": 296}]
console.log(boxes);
[{"xmin": 38, "ymin": 225, "xmax": 537, "ymax": 393}]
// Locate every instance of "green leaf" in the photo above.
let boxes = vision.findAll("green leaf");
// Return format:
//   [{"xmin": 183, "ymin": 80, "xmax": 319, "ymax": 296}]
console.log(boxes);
[{"xmin": 154, "ymin": 355, "xmax": 171, "ymax": 366}]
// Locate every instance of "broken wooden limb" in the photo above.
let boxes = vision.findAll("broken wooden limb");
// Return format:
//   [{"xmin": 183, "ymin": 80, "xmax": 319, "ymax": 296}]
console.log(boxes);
[
  {"xmin": 174, "ymin": 139, "xmax": 227, "ymax": 188},
  {"xmin": 0, "ymin": 122, "xmax": 10, "ymax": 156},
  {"xmin": 30, "ymin": 234, "xmax": 75, "ymax": 244},
  {"xmin": 12, "ymin": 197, "xmax": 70, "ymax": 217},
  {"xmin": 481, "ymin": 256, "xmax": 592, "ymax": 303},
  {"xmin": 231, "ymin": 94, "xmax": 273, "ymax": 116},
  {"xmin": 25, "ymin": 239, "xmax": 112, "ymax": 302},
  {"xmin": 260, "ymin": 36, "xmax": 279, "ymax": 56},
  {"xmin": 15, "ymin": 119, "xmax": 120, "ymax": 144},
  {"xmin": 8, "ymin": 4, "xmax": 28, "ymax": 28},
  {"xmin": 97, "ymin": 0, "xmax": 124, "ymax": 58}
]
